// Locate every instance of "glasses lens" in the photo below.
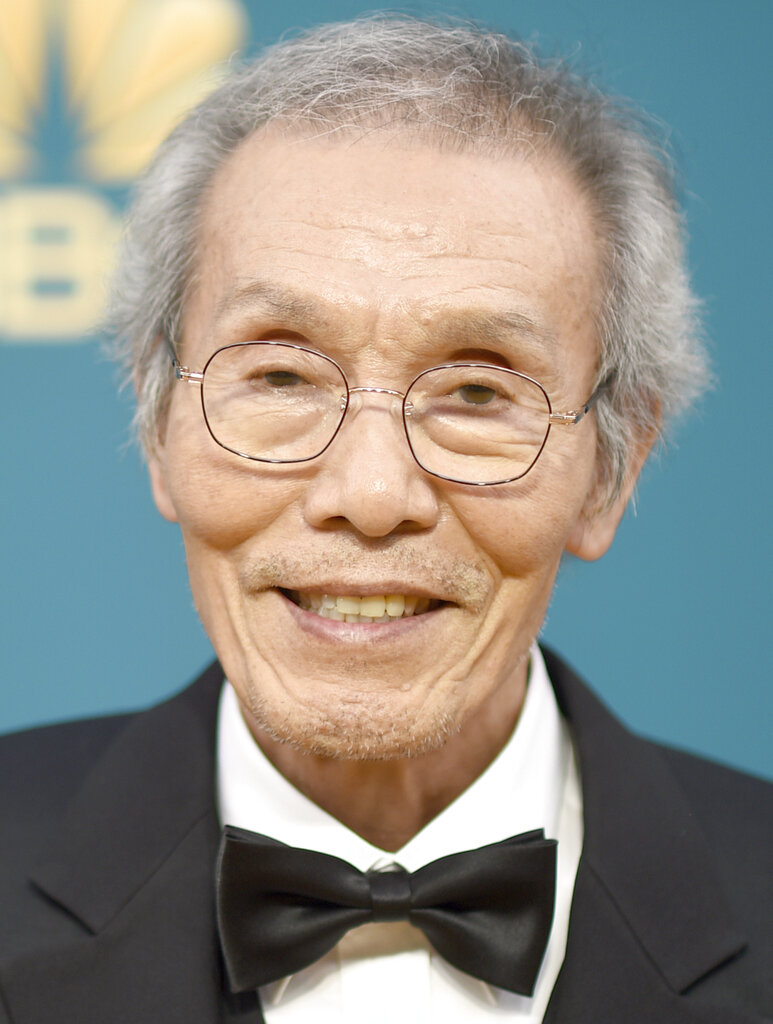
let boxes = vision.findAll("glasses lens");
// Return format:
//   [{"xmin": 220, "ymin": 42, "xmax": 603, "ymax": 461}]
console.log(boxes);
[
  {"xmin": 405, "ymin": 364, "xmax": 550, "ymax": 484},
  {"xmin": 201, "ymin": 343, "xmax": 346, "ymax": 461}
]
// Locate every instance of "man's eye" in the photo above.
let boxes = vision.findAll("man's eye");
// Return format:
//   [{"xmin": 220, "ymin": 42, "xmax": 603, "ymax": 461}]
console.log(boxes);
[
  {"xmin": 457, "ymin": 383, "xmax": 497, "ymax": 405},
  {"xmin": 264, "ymin": 371, "xmax": 305, "ymax": 387}
]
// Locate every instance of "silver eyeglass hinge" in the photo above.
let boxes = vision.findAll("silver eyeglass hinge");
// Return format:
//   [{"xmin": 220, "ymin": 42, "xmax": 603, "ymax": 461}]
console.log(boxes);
[
  {"xmin": 549, "ymin": 411, "xmax": 579, "ymax": 425},
  {"xmin": 173, "ymin": 361, "xmax": 204, "ymax": 384}
]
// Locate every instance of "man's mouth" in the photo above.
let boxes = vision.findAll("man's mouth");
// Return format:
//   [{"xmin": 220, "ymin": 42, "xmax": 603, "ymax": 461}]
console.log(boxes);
[{"xmin": 281, "ymin": 590, "xmax": 441, "ymax": 623}]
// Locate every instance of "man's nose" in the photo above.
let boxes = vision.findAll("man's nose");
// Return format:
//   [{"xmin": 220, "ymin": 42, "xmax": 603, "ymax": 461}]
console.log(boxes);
[{"xmin": 302, "ymin": 390, "xmax": 440, "ymax": 537}]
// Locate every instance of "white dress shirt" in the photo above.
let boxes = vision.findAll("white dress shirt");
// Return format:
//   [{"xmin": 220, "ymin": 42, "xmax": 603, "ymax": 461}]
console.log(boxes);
[{"xmin": 217, "ymin": 645, "xmax": 583, "ymax": 1023}]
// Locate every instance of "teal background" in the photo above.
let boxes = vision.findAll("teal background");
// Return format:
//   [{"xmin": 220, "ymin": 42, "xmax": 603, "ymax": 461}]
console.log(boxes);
[{"xmin": 2, "ymin": 0, "xmax": 771, "ymax": 779}]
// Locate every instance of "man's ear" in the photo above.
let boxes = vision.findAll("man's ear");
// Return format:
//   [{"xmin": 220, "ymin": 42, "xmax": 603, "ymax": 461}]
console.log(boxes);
[
  {"xmin": 148, "ymin": 451, "xmax": 179, "ymax": 524},
  {"xmin": 565, "ymin": 422, "xmax": 659, "ymax": 562}
]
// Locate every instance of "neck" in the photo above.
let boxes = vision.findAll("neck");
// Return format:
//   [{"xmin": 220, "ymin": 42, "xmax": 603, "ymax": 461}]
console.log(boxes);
[{"xmin": 243, "ymin": 665, "xmax": 528, "ymax": 852}]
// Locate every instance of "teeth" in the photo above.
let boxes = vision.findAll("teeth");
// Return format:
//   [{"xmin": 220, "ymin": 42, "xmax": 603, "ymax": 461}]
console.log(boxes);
[
  {"xmin": 385, "ymin": 595, "xmax": 405, "ymax": 617},
  {"xmin": 358, "ymin": 595, "xmax": 386, "ymax": 617},
  {"xmin": 295, "ymin": 592, "xmax": 433, "ymax": 622}
]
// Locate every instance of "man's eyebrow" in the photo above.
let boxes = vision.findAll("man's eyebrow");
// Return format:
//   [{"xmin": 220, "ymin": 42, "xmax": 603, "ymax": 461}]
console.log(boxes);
[
  {"xmin": 213, "ymin": 280, "xmax": 330, "ymax": 329},
  {"xmin": 212, "ymin": 281, "xmax": 555, "ymax": 351},
  {"xmin": 430, "ymin": 308, "xmax": 557, "ymax": 351}
]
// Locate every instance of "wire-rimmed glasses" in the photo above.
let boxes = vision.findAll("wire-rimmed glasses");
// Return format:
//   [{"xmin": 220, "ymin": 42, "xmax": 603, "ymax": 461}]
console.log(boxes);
[{"xmin": 171, "ymin": 340, "xmax": 603, "ymax": 486}]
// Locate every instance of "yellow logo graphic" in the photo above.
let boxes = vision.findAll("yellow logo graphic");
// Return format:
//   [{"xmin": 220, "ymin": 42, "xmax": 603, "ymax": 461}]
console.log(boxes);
[
  {"xmin": 0, "ymin": 1, "xmax": 45, "ymax": 180},
  {"xmin": 0, "ymin": 188, "xmax": 121, "ymax": 337},
  {"xmin": 0, "ymin": 0, "xmax": 247, "ymax": 341}
]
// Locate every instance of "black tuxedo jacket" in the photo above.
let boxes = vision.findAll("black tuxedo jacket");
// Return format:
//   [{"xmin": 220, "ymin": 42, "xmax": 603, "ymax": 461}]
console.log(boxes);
[{"xmin": 1, "ymin": 650, "xmax": 771, "ymax": 1023}]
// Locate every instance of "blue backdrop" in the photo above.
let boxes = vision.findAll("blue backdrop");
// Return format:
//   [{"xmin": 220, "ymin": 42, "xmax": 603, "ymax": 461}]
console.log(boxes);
[{"xmin": 2, "ymin": 0, "xmax": 771, "ymax": 779}]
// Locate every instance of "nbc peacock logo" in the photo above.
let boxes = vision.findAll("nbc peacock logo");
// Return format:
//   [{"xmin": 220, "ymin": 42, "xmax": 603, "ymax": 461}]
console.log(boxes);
[{"xmin": 0, "ymin": 0, "xmax": 247, "ymax": 342}]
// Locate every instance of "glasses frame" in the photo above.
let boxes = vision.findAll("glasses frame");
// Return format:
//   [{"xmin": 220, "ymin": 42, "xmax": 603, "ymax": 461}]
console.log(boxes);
[{"xmin": 168, "ymin": 339, "xmax": 605, "ymax": 487}]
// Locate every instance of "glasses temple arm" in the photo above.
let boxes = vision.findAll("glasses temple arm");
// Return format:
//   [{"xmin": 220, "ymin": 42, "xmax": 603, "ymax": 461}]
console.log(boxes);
[
  {"xmin": 567, "ymin": 376, "xmax": 613, "ymax": 424},
  {"xmin": 163, "ymin": 336, "xmax": 188, "ymax": 379}
]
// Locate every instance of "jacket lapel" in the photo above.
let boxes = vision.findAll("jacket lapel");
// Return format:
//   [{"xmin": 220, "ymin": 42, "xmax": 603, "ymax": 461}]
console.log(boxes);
[
  {"xmin": 542, "ymin": 648, "xmax": 756, "ymax": 1023},
  {"xmin": 0, "ymin": 663, "xmax": 262, "ymax": 1024}
]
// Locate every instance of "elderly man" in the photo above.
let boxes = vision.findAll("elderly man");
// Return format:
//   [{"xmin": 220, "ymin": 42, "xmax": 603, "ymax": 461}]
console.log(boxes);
[{"xmin": 1, "ymin": 17, "xmax": 770, "ymax": 1024}]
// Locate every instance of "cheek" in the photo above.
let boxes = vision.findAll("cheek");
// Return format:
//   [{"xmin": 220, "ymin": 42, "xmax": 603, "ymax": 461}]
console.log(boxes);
[
  {"xmin": 460, "ymin": 501, "xmax": 566, "ymax": 578},
  {"xmin": 448, "ymin": 454, "xmax": 596, "ymax": 579},
  {"xmin": 162, "ymin": 418, "xmax": 306, "ymax": 550}
]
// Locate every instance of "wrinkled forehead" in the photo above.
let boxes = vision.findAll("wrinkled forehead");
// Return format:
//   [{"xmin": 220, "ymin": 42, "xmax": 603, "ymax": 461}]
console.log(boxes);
[
  {"xmin": 183, "ymin": 125, "xmax": 603, "ymax": 378},
  {"xmin": 195, "ymin": 117, "xmax": 600, "ymax": 250}
]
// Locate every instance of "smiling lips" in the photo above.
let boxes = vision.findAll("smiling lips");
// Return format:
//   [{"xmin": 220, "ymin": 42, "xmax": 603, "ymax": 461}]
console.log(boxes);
[{"xmin": 284, "ymin": 591, "xmax": 439, "ymax": 623}]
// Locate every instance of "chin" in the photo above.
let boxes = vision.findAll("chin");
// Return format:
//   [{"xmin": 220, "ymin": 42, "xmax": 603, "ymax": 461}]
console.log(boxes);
[{"xmin": 244, "ymin": 690, "xmax": 459, "ymax": 761}]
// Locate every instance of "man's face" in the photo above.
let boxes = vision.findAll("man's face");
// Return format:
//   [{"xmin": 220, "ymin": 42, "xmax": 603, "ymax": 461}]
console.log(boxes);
[{"xmin": 149, "ymin": 130, "xmax": 631, "ymax": 759}]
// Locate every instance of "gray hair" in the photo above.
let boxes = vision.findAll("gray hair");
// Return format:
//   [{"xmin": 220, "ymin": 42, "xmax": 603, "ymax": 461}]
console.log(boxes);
[{"xmin": 109, "ymin": 15, "xmax": 709, "ymax": 503}]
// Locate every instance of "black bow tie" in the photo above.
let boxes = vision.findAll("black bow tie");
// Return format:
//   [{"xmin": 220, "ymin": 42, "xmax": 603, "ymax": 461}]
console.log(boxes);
[{"xmin": 216, "ymin": 825, "xmax": 556, "ymax": 997}]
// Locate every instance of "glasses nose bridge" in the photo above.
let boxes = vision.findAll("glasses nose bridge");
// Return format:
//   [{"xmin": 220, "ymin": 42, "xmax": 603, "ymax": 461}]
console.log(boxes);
[
  {"xmin": 340, "ymin": 384, "xmax": 415, "ymax": 453},
  {"xmin": 344, "ymin": 384, "xmax": 411, "ymax": 418},
  {"xmin": 347, "ymin": 384, "xmax": 406, "ymax": 401}
]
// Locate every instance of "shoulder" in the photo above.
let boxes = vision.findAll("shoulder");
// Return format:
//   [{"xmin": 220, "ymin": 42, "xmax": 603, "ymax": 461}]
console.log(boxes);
[
  {"xmin": 0, "ymin": 713, "xmax": 133, "ymax": 861},
  {"xmin": 542, "ymin": 642, "xmax": 772, "ymax": 808},
  {"xmin": 0, "ymin": 712, "xmax": 132, "ymax": 805},
  {"xmin": 648, "ymin": 739, "xmax": 773, "ymax": 882},
  {"xmin": 653, "ymin": 745, "xmax": 773, "ymax": 1006},
  {"xmin": 658, "ymin": 742, "xmax": 773, "ymax": 823},
  {"xmin": 542, "ymin": 640, "xmax": 772, "ymax": 876},
  {"xmin": 544, "ymin": 644, "xmax": 773, "ymax": 945},
  {"xmin": 0, "ymin": 660, "xmax": 223, "ymax": 862},
  {"xmin": 655, "ymin": 742, "xmax": 773, "ymax": 896},
  {"xmin": 542, "ymin": 646, "xmax": 772, "ymax": 1013}
]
